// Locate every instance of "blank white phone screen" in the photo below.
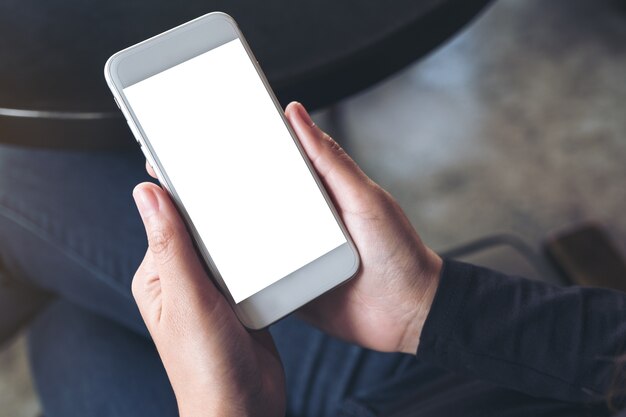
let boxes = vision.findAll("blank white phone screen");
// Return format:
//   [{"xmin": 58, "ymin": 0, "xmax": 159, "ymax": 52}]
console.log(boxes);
[{"xmin": 123, "ymin": 39, "xmax": 347, "ymax": 303}]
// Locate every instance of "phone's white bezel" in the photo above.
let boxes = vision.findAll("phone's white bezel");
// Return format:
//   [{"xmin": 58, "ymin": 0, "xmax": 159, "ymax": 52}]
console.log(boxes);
[{"xmin": 104, "ymin": 12, "xmax": 360, "ymax": 329}]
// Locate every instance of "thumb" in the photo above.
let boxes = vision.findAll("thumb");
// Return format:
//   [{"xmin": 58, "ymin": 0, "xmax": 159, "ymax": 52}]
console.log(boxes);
[
  {"xmin": 132, "ymin": 183, "xmax": 221, "ymax": 314},
  {"xmin": 285, "ymin": 102, "xmax": 373, "ymax": 199}
]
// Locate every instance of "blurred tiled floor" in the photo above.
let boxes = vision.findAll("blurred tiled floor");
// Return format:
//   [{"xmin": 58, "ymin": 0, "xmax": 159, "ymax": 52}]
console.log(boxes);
[
  {"xmin": 2, "ymin": 0, "xmax": 626, "ymax": 414},
  {"xmin": 331, "ymin": 0, "xmax": 626, "ymax": 253}
]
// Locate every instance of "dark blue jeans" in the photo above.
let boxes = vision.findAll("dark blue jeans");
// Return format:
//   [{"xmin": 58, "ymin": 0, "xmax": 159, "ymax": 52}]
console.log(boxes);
[
  {"xmin": 0, "ymin": 144, "xmax": 433, "ymax": 417},
  {"xmin": 0, "ymin": 145, "xmax": 576, "ymax": 417}
]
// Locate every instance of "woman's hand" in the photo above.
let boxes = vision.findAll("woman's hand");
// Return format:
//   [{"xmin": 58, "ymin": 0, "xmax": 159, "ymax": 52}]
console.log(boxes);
[
  {"xmin": 140, "ymin": 101, "xmax": 443, "ymax": 360},
  {"xmin": 284, "ymin": 102, "xmax": 443, "ymax": 354},
  {"xmin": 132, "ymin": 183, "xmax": 285, "ymax": 417}
]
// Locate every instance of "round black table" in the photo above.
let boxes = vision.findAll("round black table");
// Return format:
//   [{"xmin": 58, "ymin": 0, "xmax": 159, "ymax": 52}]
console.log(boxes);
[{"xmin": 0, "ymin": 0, "xmax": 492, "ymax": 149}]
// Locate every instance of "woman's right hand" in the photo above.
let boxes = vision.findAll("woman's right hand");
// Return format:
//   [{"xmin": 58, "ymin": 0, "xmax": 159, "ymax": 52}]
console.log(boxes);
[{"xmin": 284, "ymin": 102, "xmax": 442, "ymax": 355}]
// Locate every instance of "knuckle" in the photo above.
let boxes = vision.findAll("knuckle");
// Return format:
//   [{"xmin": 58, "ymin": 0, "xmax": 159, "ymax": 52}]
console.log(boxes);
[
  {"xmin": 372, "ymin": 185, "xmax": 396, "ymax": 209},
  {"xmin": 147, "ymin": 220, "xmax": 178, "ymax": 260},
  {"xmin": 356, "ymin": 183, "xmax": 397, "ymax": 219},
  {"xmin": 321, "ymin": 132, "xmax": 349, "ymax": 158},
  {"xmin": 321, "ymin": 132, "xmax": 337, "ymax": 147},
  {"xmin": 131, "ymin": 265, "xmax": 149, "ymax": 300},
  {"xmin": 131, "ymin": 273, "xmax": 142, "ymax": 301},
  {"xmin": 328, "ymin": 138, "xmax": 343, "ymax": 154}
]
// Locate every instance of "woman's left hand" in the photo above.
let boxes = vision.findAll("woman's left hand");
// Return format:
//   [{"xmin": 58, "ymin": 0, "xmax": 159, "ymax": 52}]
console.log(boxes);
[{"xmin": 131, "ymin": 182, "xmax": 285, "ymax": 417}]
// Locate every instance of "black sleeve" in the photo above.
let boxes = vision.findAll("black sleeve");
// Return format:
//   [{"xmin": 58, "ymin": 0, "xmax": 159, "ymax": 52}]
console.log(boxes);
[{"xmin": 417, "ymin": 259, "xmax": 626, "ymax": 408}]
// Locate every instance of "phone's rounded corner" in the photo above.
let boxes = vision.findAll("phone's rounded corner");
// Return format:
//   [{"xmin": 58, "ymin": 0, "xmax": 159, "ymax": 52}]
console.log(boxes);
[
  {"xmin": 346, "ymin": 241, "xmax": 361, "ymax": 280},
  {"xmin": 103, "ymin": 52, "xmax": 123, "ymax": 88},
  {"xmin": 198, "ymin": 11, "xmax": 239, "ymax": 34},
  {"xmin": 206, "ymin": 11, "xmax": 236, "ymax": 23},
  {"xmin": 233, "ymin": 306, "xmax": 268, "ymax": 332},
  {"xmin": 349, "ymin": 251, "xmax": 361, "ymax": 280},
  {"xmin": 242, "ymin": 320, "xmax": 268, "ymax": 332}
]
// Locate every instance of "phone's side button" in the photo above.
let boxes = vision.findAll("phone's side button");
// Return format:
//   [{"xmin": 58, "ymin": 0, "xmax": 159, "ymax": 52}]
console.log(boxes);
[
  {"xmin": 113, "ymin": 97, "xmax": 121, "ymax": 109},
  {"xmin": 141, "ymin": 147, "xmax": 157, "ymax": 176}
]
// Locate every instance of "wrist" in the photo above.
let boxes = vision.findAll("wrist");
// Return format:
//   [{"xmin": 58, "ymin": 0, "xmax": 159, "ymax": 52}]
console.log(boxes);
[
  {"xmin": 176, "ymin": 382, "xmax": 284, "ymax": 417},
  {"xmin": 178, "ymin": 398, "xmax": 254, "ymax": 417},
  {"xmin": 397, "ymin": 249, "xmax": 442, "ymax": 354}
]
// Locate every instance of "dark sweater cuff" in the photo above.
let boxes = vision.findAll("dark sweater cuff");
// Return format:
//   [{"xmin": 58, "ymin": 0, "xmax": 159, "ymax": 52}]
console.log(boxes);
[{"xmin": 416, "ymin": 259, "xmax": 475, "ymax": 356}]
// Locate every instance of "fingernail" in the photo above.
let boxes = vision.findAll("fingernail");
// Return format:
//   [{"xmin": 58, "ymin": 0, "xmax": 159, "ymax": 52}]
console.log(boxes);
[
  {"xmin": 295, "ymin": 103, "xmax": 315, "ymax": 127},
  {"xmin": 133, "ymin": 186, "xmax": 159, "ymax": 218}
]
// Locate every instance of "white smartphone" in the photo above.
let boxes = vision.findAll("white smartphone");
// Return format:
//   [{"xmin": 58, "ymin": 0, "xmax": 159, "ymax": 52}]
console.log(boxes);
[{"xmin": 104, "ymin": 12, "xmax": 359, "ymax": 329}]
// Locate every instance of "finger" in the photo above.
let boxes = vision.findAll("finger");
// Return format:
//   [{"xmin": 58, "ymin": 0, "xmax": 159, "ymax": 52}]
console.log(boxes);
[
  {"xmin": 132, "ymin": 182, "xmax": 220, "ymax": 306},
  {"xmin": 146, "ymin": 160, "xmax": 157, "ymax": 179},
  {"xmin": 285, "ymin": 102, "xmax": 372, "ymax": 195}
]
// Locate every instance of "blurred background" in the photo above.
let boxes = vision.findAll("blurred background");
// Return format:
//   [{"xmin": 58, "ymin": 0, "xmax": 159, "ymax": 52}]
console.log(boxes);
[{"xmin": 1, "ymin": 0, "xmax": 625, "ymax": 415}]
